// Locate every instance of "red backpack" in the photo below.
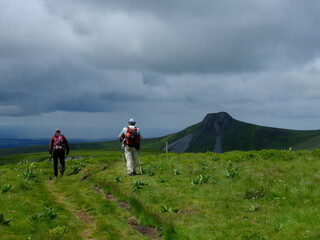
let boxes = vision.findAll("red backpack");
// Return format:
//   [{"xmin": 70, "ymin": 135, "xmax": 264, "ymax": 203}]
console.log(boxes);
[
  {"xmin": 125, "ymin": 127, "xmax": 140, "ymax": 149},
  {"xmin": 53, "ymin": 135, "xmax": 66, "ymax": 151}
]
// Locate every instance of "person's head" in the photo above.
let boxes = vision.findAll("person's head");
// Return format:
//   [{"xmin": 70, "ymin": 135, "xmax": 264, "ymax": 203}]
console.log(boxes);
[
  {"xmin": 55, "ymin": 129, "xmax": 61, "ymax": 135},
  {"xmin": 128, "ymin": 118, "xmax": 136, "ymax": 126}
]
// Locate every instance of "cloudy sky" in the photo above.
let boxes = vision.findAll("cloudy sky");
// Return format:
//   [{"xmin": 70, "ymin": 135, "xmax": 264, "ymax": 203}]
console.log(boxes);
[{"xmin": 1, "ymin": 0, "xmax": 320, "ymax": 139}]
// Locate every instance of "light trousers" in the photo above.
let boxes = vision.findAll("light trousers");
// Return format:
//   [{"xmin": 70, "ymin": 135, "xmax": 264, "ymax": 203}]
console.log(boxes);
[{"xmin": 124, "ymin": 146, "xmax": 138, "ymax": 174}]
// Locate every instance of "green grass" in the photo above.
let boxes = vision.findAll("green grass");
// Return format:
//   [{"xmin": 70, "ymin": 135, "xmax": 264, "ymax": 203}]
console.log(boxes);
[
  {"xmin": 222, "ymin": 120, "xmax": 320, "ymax": 152},
  {"xmin": 1, "ymin": 149, "xmax": 320, "ymax": 239}
]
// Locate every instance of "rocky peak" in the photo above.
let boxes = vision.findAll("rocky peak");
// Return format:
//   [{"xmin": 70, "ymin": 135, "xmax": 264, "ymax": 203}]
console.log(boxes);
[
  {"xmin": 167, "ymin": 112, "xmax": 234, "ymax": 154},
  {"xmin": 198, "ymin": 112, "xmax": 233, "ymax": 153},
  {"xmin": 201, "ymin": 112, "xmax": 233, "ymax": 133}
]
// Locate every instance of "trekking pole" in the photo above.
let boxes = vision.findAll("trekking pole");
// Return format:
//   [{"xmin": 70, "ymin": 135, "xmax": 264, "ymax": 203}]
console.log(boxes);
[
  {"xmin": 166, "ymin": 141, "xmax": 168, "ymax": 161},
  {"xmin": 121, "ymin": 140, "xmax": 127, "ymax": 176},
  {"xmin": 138, "ymin": 150, "xmax": 142, "ymax": 175},
  {"xmin": 122, "ymin": 149, "xmax": 126, "ymax": 176}
]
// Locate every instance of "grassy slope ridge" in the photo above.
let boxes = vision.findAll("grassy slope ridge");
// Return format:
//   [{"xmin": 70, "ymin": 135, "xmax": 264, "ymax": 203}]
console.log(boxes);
[
  {"xmin": 1, "ymin": 149, "xmax": 320, "ymax": 239},
  {"xmin": 142, "ymin": 122, "xmax": 202, "ymax": 151},
  {"xmin": 292, "ymin": 135, "xmax": 320, "ymax": 151},
  {"xmin": 222, "ymin": 119, "xmax": 320, "ymax": 152}
]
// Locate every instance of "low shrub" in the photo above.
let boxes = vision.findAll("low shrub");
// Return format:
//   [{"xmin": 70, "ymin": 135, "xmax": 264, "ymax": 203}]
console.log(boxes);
[
  {"xmin": 2, "ymin": 184, "xmax": 14, "ymax": 194},
  {"xmin": 23, "ymin": 163, "xmax": 42, "ymax": 182},
  {"xmin": 191, "ymin": 174, "xmax": 210, "ymax": 186},
  {"xmin": 226, "ymin": 161, "xmax": 238, "ymax": 178},
  {"xmin": 29, "ymin": 206, "xmax": 58, "ymax": 222},
  {"xmin": 130, "ymin": 180, "xmax": 148, "ymax": 191}
]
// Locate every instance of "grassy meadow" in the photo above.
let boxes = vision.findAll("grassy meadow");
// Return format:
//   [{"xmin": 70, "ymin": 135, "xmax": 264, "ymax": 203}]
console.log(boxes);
[{"xmin": 1, "ymin": 149, "xmax": 320, "ymax": 239}]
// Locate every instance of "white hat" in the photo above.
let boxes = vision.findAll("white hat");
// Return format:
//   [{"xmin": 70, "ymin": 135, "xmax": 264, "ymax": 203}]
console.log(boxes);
[{"xmin": 128, "ymin": 118, "xmax": 136, "ymax": 124}]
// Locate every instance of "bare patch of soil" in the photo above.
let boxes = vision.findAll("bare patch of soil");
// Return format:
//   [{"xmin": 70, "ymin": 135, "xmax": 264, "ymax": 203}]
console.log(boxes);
[
  {"xmin": 180, "ymin": 209, "xmax": 194, "ymax": 214},
  {"xmin": 117, "ymin": 200, "xmax": 130, "ymax": 210},
  {"xmin": 128, "ymin": 217, "xmax": 161, "ymax": 239},
  {"xmin": 76, "ymin": 210, "xmax": 94, "ymax": 224},
  {"xmin": 105, "ymin": 193, "xmax": 116, "ymax": 200}
]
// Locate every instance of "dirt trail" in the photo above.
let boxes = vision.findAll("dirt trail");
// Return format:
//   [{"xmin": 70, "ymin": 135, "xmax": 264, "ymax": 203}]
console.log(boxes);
[
  {"xmin": 93, "ymin": 185, "xmax": 161, "ymax": 239},
  {"xmin": 45, "ymin": 179, "xmax": 161, "ymax": 239},
  {"xmin": 45, "ymin": 180, "xmax": 97, "ymax": 239}
]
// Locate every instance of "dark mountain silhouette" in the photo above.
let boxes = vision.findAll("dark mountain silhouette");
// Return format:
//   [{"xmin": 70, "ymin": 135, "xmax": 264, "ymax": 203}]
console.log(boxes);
[{"xmin": 158, "ymin": 112, "xmax": 320, "ymax": 153}]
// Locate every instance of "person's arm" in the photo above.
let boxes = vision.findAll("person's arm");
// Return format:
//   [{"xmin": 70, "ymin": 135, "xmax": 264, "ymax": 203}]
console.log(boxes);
[
  {"xmin": 138, "ymin": 128, "xmax": 142, "ymax": 140},
  {"xmin": 49, "ymin": 137, "xmax": 54, "ymax": 155},
  {"xmin": 118, "ymin": 128, "xmax": 126, "ymax": 142},
  {"xmin": 64, "ymin": 136, "xmax": 69, "ymax": 155}
]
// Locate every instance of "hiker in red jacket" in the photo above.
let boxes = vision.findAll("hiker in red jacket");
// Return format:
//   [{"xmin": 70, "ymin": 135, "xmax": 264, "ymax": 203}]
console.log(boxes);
[
  {"xmin": 49, "ymin": 129, "xmax": 69, "ymax": 178},
  {"xmin": 118, "ymin": 118, "xmax": 142, "ymax": 176}
]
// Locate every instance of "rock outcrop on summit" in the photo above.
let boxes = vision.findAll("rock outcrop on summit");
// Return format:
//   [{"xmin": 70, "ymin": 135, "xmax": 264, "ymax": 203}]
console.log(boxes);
[{"xmin": 167, "ymin": 112, "xmax": 232, "ymax": 153}]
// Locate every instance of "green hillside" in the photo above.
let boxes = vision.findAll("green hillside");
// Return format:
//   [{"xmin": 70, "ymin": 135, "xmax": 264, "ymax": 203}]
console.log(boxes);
[
  {"xmin": 221, "ymin": 119, "xmax": 320, "ymax": 152},
  {"xmin": 164, "ymin": 113, "xmax": 320, "ymax": 153},
  {"xmin": 291, "ymin": 135, "xmax": 320, "ymax": 151},
  {"xmin": 1, "ymin": 149, "xmax": 320, "ymax": 239}
]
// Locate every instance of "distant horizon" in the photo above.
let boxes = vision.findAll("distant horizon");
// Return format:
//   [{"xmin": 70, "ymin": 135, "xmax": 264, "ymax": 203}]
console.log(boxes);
[
  {"xmin": 1, "ymin": 112, "xmax": 320, "ymax": 142},
  {"xmin": 0, "ymin": 125, "xmax": 179, "ymax": 140}
]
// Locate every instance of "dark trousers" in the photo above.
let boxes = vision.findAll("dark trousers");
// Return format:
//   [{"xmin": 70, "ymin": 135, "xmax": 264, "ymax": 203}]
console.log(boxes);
[{"xmin": 53, "ymin": 150, "xmax": 65, "ymax": 177}]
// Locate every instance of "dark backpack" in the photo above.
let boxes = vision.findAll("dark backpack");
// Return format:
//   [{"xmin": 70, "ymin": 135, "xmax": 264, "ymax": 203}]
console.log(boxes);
[
  {"xmin": 53, "ymin": 135, "xmax": 65, "ymax": 151},
  {"xmin": 125, "ymin": 127, "xmax": 140, "ymax": 149}
]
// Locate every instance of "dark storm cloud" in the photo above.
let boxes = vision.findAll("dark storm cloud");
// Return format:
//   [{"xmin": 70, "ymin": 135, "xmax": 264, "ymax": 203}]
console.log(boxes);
[
  {"xmin": 1, "ymin": 0, "xmax": 320, "ymax": 134},
  {"xmin": 42, "ymin": 0, "xmax": 320, "ymax": 73}
]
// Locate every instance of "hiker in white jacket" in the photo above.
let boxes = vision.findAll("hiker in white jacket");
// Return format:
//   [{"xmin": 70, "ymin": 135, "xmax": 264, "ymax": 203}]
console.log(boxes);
[{"xmin": 118, "ymin": 118, "xmax": 142, "ymax": 176}]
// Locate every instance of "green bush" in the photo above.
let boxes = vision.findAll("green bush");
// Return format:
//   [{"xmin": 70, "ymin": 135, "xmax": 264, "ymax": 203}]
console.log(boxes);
[
  {"xmin": 68, "ymin": 159, "xmax": 87, "ymax": 175},
  {"xmin": 0, "ymin": 213, "xmax": 11, "ymax": 225},
  {"xmin": 49, "ymin": 226, "xmax": 71, "ymax": 240},
  {"xmin": 130, "ymin": 180, "xmax": 148, "ymax": 191},
  {"xmin": 225, "ymin": 161, "xmax": 238, "ymax": 178},
  {"xmin": 173, "ymin": 169, "xmax": 181, "ymax": 175},
  {"xmin": 161, "ymin": 205, "xmax": 178, "ymax": 213},
  {"xmin": 191, "ymin": 174, "xmax": 210, "ymax": 186},
  {"xmin": 23, "ymin": 162, "xmax": 42, "ymax": 182},
  {"xmin": 248, "ymin": 203, "xmax": 261, "ymax": 212},
  {"xmin": 2, "ymin": 184, "xmax": 14, "ymax": 194},
  {"xmin": 114, "ymin": 176, "xmax": 122, "ymax": 182},
  {"xmin": 29, "ymin": 206, "xmax": 58, "ymax": 222}
]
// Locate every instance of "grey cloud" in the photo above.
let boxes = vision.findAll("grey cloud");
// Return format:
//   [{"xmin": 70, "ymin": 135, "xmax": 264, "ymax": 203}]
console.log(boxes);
[
  {"xmin": 142, "ymin": 73, "xmax": 167, "ymax": 87},
  {"xmin": 0, "ymin": 92, "xmax": 27, "ymax": 102},
  {"xmin": 1, "ymin": 0, "xmax": 320, "ymax": 135},
  {"xmin": 99, "ymin": 92, "xmax": 143, "ymax": 102},
  {"xmin": 41, "ymin": 0, "xmax": 320, "ymax": 74}
]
